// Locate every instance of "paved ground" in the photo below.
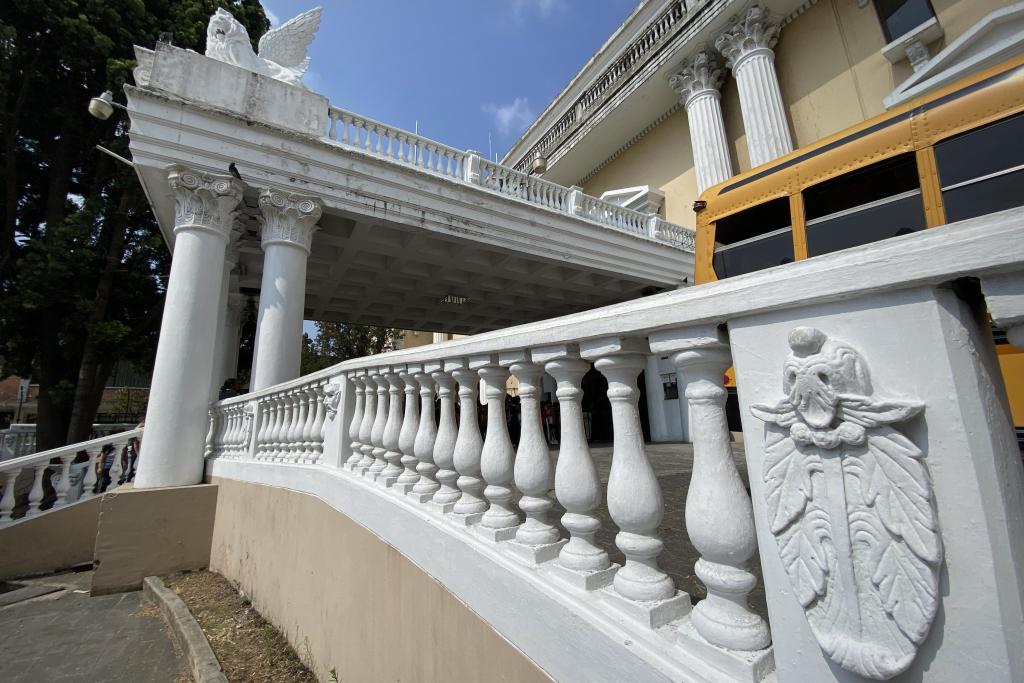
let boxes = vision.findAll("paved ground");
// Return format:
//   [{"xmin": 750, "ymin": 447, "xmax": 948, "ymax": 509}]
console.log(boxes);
[
  {"xmin": 0, "ymin": 570, "xmax": 186, "ymax": 683},
  {"xmin": 550, "ymin": 441, "xmax": 768, "ymax": 620}
]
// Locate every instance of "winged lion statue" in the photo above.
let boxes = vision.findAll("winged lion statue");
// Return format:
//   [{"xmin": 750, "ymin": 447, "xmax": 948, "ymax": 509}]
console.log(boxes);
[{"xmin": 205, "ymin": 6, "xmax": 322, "ymax": 88}]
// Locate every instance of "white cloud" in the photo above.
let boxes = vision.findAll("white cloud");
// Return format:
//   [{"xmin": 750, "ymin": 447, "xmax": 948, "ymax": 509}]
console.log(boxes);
[
  {"xmin": 510, "ymin": 0, "xmax": 568, "ymax": 21},
  {"xmin": 482, "ymin": 98, "xmax": 535, "ymax": 138}
]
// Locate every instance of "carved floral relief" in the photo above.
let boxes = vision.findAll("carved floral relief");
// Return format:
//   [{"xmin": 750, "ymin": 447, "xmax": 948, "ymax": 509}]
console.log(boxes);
[{"xmin": 750, "ymin": 327, "xmax": 941, "ymax": 680}]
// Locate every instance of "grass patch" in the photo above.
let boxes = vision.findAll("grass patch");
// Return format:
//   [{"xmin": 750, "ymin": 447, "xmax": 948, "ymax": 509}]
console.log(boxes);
[{"xmin": 164, "ymin": 570, "xmax": 317, "ymax": 683}]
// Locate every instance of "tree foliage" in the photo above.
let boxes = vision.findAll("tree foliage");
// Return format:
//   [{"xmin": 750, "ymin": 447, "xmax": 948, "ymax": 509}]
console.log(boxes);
[
  {"xmin": 0, "ymin": 1, "xmax": 268, "ymax": 447},
  {"xmin": 301, "ymin": 323, "xmax": 404, "ymax": 375}
]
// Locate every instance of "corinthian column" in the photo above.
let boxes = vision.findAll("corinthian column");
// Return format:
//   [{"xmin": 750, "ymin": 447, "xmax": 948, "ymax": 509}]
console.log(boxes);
[
  {"xmin": 715, "ymin": 5, "xmax": 793, "ymax": 168},
  {"xmin": 250, "ymin": 190, "xmax": 322, "ymax": 390},
  {"xmin": 136, "ymin": 166, "xmax": 243, "ymax": 489},
  {"xmin": 670, "ymin": 50, "xmax": 734, "ymax": 193}
]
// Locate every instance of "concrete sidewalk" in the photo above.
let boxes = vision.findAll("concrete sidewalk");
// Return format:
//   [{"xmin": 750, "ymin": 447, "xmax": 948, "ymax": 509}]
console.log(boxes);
[{"xmin": 0, "ymin": 570, "xmax": 186, "ymax": 683}]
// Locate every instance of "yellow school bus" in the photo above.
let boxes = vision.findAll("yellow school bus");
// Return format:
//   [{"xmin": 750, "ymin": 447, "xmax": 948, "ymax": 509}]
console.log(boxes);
[{"xmin": 694, "ymin": 52, "xmax": 1024, "ymax": 431}]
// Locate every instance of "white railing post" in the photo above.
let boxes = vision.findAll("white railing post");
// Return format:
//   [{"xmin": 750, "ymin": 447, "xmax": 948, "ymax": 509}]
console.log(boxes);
[
  {"xmin": 26, "ymin": 463, "xmax": 48, "ymax": 516},
  {"xmin": 645, "ymin": 213, "xmax": 660, "ymax": 239},
  {"xmin": 380, "ymin": 368, "xmax": 404, "ymax": 487},
  {"xmin": 428, "ymin": 362, "xmax": 460, "ymax": 512},
  {"xmin": 54, "ymin": 453, "xmax": 75, "ymax": 507},
  {"xmin": 81, "ymin": 451, "xmax": 99, "ymax": 499},
  {"xmin": 567, "ymin": 186, "xmax": 585, "ymax": 216},
  {"xmin": 410, "ymin": 364, "xmax": 440, "ymax": 502},
  {"xmin": 652, "ymin": 325, "xmax": 770, "ymax": 651},
  {"xmin": 474, "ymin": 355, "xmax": 520, "ymax": 542},
  {"xmin": 396, "ymin": 366, "xmax": 421, "ymax": 493},
  {"xmin": 463, "ymin": 150, "xmax": 482, "ymax": 184},
  {"xmin": 537, "ymin": 345, "xmax": 615, "ymax": 585},
  {"xmin": 582, "ymin": 336, "xmax": 690, "ymax": 627},
  {"xmin": 367, "ymin": 369, "xmax": 389, "ymax": 480},
  {"xmin": 343, "ymin": 373, "xmax": 365, "ymax": 470},
  {"xmin": 0, "ymin": 469, "xmax": 19, "ymax": 523},
  {"xmin": 449, "ymin": 358, "xmax": 486, "ymax": 524}
]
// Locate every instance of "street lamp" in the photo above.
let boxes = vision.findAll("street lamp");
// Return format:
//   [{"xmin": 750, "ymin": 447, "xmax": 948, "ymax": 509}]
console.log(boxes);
[{"xmin": 88, "ymin": 90, "xmax": 118, "ymax": 120}]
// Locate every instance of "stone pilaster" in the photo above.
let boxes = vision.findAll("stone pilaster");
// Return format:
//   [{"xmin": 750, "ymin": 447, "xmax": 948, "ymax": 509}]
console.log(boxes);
[
  {"xmin": 250, "ymin": 189, "xmax": 322, "ymax": 391},
  {"xmin": 715, "ymin": 5, "xmax": 794, "ymax": 168},
  {"xmin": 670, "ymin": 50, "xmax": 734, "ymax": 193},
  {"xmin": 136, "ymin": 165, "xmax": 244, "ymax": 489}
]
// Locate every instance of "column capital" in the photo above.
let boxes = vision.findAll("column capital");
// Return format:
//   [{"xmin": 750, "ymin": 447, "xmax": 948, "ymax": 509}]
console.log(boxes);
[
  {"xmin": 670, "ymin": 50, "xmax": 725, "ymax": 106},
  {"xmin": 714, "ymin": 5, "xmax": 781, "ymax": 71},
  {"xmin": 257, "ymin": 189, "xmax": 323, "ymax": 254},
  {"xmin": 168, "ymin": 165, "xmax": 244, "ymax": 240}
]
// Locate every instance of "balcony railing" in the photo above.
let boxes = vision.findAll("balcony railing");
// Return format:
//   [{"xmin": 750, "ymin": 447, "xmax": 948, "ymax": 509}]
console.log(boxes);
[
  {"xmin": 204, "ymin": 209, "xmax": 1024, "ymax": 682},
  {"xmin": 0, "ymin": 429, "xmax": 142, "ymax": 524},
  {"xmin": 324, "ymin": 104, "xmax": 696, "ymax": 251}
]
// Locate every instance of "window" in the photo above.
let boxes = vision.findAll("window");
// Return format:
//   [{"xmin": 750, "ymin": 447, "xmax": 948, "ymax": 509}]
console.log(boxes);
[
  {"xmin": 935, "ymin": 112, "xmax": 1024, "ymax": 223},
  {"xmin": 803, "ymin": 153, "xmax": 926, "ymax": 257},
  {"xmin": 874, "ymin": 0, "xmax": 936, "ymax": 43},
  {"xmin": 712, "ymin": 198, "xmax": 793, "ymax": 279}
]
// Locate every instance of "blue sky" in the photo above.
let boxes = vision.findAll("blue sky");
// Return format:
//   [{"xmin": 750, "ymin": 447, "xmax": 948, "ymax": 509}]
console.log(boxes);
[
  {"xmin": 264, "ymin": 1, "xmax": 639, "ymax": 337},
  {"xmin": 261, "ymin": 1, "xmax": 637, "ymax": 161}
]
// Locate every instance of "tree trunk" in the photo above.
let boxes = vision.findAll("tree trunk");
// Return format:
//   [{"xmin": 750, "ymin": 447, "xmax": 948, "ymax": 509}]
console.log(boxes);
[{"xmin": 66, "ymin": 193, "xmax": 132, "ymax": 443}]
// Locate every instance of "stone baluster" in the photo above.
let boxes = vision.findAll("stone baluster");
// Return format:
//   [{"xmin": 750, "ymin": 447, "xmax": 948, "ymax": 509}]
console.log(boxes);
[
  {"xmin": 291, "ymin": 391, "xmax": 308, "ymax": 461},
  {"xmin": 54, "ymin": 454, "xmax": 75, "ymax": 507},
  {"xmin": 670, "ymin": 50, "xmax": 734, "ymax": 193},
  {"xmin": 410, "ymin": 365, "xmax": 440, "ymax": 503},
  {"xmin": 310, "ymin": 383, "xmax": 327, "ymax": 462},
  {"xmin": 396, "ymin": 366, "xmax": 421, "ymax": 494},
  {"xmin": 27, "ymin": 463, "xmax": 48, "ymax": 516},
  {"xmin": 346, "ymin": 373, "xmax": 367, "ymax": 470},
  {"xmin": 429, "ymin": 362, "xmax": 461, "ymax": 512},
  {"xmin": 270, "ymin": 396, "xmax": 286, "ymax": 461},
  {"xmin": 279, "ymin": 393, "xmax": 295, "ymax": 461},
  {"xmin": 715, "ymin": 5, "xmax": 793, "ymax": 168},
  {"xmin": 449, "ymin": 359, "xmax": 487, "ymax": 524},
  {"xmin": 380, "ymin": 369, "xmax": 405, "ymax": 487},
  {"xmin": 256, "ymin": 401, "xmax": 271, "ymax": 460},
  {"xmin": 81, "ymin": 451, "xmax": 100, "ymax": 499},
  {"xmin": 538, "ymin": 345, "xmax": 615, "ymax": 585},
  {"xmin": 367, "ymin": 369, "xmax": 390, "ymax": 480},
  {"xmin": 582, "ymin": 337, "xmax": 689, "ymax": 627},
  {"xmin": 474, "ymin": 356, "xmax": 520, "ymax": 541},
  {"xmin": 357, "ymin": 370, "xmax": 378, "ymax": 473},
  {"xmin": 301, "ymin": 385, "xmax": 318, "ymax": 461},
  {"xmin": 0, "ymin": 469, "xmax": 19, "ymax": 522},
  {"xmin": 502, "ymin": 351, "xmax": 566, "ymax": 564},
  {"xmin": 651, "ymin": 326, "xmax": 770, "ymax": 650}
]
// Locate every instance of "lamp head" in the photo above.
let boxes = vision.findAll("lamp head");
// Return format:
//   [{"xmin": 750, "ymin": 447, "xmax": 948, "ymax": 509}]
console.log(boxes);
[{"xmin": 88, "ymin": 91, "xmax": 115, "ymax": 120}]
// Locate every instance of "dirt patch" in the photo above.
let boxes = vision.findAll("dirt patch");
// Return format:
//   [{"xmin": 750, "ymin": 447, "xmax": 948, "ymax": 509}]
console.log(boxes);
[{"xmin": 164, "ymin": 570, "xmax": 317, "ymax": 683}]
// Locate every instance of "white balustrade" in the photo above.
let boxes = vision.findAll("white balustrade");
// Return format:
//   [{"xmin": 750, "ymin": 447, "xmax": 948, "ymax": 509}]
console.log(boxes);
[
  {"xmin": 367, "ymin": 370, "xmax": 389, "ymax": 478},
  {"xmin": 449, "ymin": 359, "xmax": 487, "ymax": 523},
  {"xmin": 475, "ymin": 357, "xmax": 519, "ymax": 541},
  {"xmin": 357, "ymin": 370, "xmax": 377, "ymax": 472},
  {"xmin": 345, "ymin": 373, "xmax": 367, "ymax": 470},
  {"xmin": 396, "ymin": 366, "xmax": 421, "ymax": 493},
  {"xmin": 0, "ymin": 428, "xmax": 143, "ymax": 526}
]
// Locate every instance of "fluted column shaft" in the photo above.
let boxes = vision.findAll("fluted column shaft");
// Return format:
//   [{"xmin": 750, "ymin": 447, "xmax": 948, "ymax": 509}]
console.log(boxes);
[
  {"xmin": 716, "ymin": 5, "xmax": 793, "ymax": 168},
  {"xmin": 674, "ymin": 343, "xmax": 770, "ymax": 650},
  {"xmin": 450, "ymin": 361, "xmax": 486, "ymax": 515},
  {"xmin": 137, "ymin": 166, "xmax": 243, "ymax": 489},
  {"xmin": 478, "ymin": 362, "xmax": 519, "ymax": 531},
  {"xmin": 430, "ymin": 366, "xmax": 461, "ymax": 505},
  {"xmin": 670, "ymin": 50, "xmax": 734, "ymax": 193},
  {"xmin": 592, "ymin": 346, "xmax": 675, "ymax": 602},
  {"xmin": 412, "ymin": 367, "xmax": 440, "ymax": 498}
]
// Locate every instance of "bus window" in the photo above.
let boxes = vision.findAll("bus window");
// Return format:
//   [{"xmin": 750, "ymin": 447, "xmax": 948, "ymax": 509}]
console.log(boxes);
[
  {"xmin": 712, "ymin": 197, "xmax": 793, "ymax": 279},
  {"xmin": 803, "ymin": 153, "xmax": 926, "ymax": 257},
  {"xmin": 935, "ymin": 112, "xmax": 1024, "ymax": 223}
]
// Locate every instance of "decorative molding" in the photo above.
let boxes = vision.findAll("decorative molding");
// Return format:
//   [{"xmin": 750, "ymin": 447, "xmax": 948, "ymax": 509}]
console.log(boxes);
[
  {"xmin": 750, "ymin": 327, "xmax": 940, "ymax": 679},
  {"xmin": 669, "ymin": 50, "xmax": 725, "ymax": 105},
  {"xmin": 257, "ymin": 189, "xmax": 322, "ymax": 253},
  {"xmin": 576, "ymin": 103, "xmax": 682, "ymax": 186},
  {"xmin": 715, "ymin": 5, "xmax": 782, "ymax": 71},
  {"xmin": 167, "ymin": 165, "xmax": 244, "ymax": 240},
  {"xmin": 324, "ymin": 382, "xmax": 342, "ymax": 420},
  {"xmin": 783, "ymin": 0, "xmax": 820, "ymax": 27}
]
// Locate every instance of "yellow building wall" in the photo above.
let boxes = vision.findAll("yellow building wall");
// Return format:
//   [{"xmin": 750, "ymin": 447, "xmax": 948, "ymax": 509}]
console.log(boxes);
[{"xmin": 582, "ymin": 0, "xmax": 1009, "ymax": 225}]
